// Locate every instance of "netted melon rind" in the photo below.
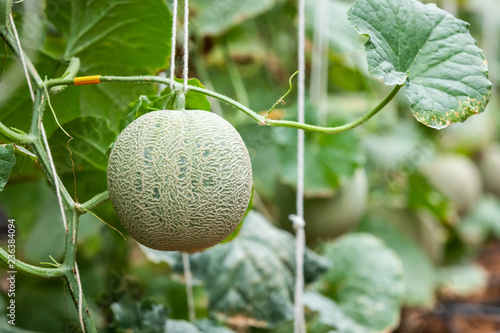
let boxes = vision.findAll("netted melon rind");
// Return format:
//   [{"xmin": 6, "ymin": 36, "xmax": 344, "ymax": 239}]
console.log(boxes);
[{"xmin": 107, "ymin": 110, "xmax": 253, "ymax": 252}]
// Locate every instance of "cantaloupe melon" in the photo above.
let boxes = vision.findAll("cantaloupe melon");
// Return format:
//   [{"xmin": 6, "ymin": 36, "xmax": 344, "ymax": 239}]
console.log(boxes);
[{"xmin": 107, "ymin": 110, "xmax": 253, "ymax": 252}]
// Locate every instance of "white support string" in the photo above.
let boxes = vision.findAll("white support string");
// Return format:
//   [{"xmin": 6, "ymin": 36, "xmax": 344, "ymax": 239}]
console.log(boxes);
[
  {"xmin": 310, "ymin": 0, "xmax": 329, "ymax": 125},
  {"xmin": 169, "ymin": 0, "xmax": 196, "ymax": 321},
  {"xmin": 10, "ymin": 11, "xmax": 69, "ymax": 233},
  {"xmin": 182, "ymin": 252, "xmax": 196, "ymax": 322},
  {"xmin": 74, "ymin": 262, "xmax": 85, "ymax": 333},
  {"xmin": 169, "ymin": 0, "xmax": 179, "ymax": 89},
  {"xmin": 9, "ymin": 13, "xmax": 34, "ymax": 102},
  {"xmin": 292, "ymin": 0, "xmax": 306, "ymax": 331},
  {"xmin": 40, "ymin": 123, "xmax": 69, "ymax": 233},
  {"xmin": 183, "ymin": 0, "xmax": 190, "ymax": 93}
]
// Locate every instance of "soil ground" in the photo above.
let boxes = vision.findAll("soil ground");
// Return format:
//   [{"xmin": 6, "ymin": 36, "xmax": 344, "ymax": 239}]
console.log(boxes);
[{"xmin": 395, "ymin": 242, "xmax": 500, "ymax": 333}]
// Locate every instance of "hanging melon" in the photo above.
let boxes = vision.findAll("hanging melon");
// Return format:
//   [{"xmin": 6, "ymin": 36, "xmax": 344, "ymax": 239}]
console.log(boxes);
[{"xmin": 107, "ymin": 110, "xmax": 253, "ymax": 252}]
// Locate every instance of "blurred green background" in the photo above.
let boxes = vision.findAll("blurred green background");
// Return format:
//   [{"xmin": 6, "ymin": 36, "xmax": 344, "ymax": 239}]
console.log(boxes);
[{"xmin": 1, "ymin": 0, "xmax": 500, "ymax": 332}]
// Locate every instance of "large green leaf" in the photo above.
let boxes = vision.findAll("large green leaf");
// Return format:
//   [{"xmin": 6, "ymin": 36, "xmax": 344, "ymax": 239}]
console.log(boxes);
[
  {"xmin": 60, "ymin": 0, "xmax": 170, "ymax": 75},
  {"xmin": 186, "ymin": 211, "xmax": 329, "ymax": 327},
  {"xmin": 49, "ymin": 116, "xmax": 118, "ymax": 174},
  {"xmin": 166, "ymin": 319, "xmax": 236, "ymax": 333},
  {"xmin": 459, "ymin": 196, "xmax": 500, "ymax": 245},
  {"xmin": 320, "ymin": 233, "xmax": 405, "ymax": 332},
  {"xmin": 1, "ymin": 0, "xmax": 172, "ymax": 136},
  {"xmin": 0, "ymin": 144, "xmax": 16, "ymax": 192},
  {"xmin": 191, "ymin": 0, "xmax": 277, "ymax": 36},
  {"xmin": 304, "ymin": 291, "xmax": 369, "ymax": 333},
  {"xmin": 0, "ymin": 53, "xmax": 61, "ymax": 134},
  {"xmin": 45, "ymin": 0, "xmax": 172, "ymax": 132},
  {"xmin": 357, "ymin": 217, "xmax": 436, "ymax": 308},
  {"xmin": 109, "ymin": 297, "xmax": 167, "ymax": 332},
  {"xmin": 437, "ymin": 264, "xmax": 488, "ymax": 297},
  {"xmin": 239, "ymin": 124, "xmax": 281, "ymax": 199},
  {"xmin": 348, "ymin": 0, "xmax": 491, "ymax": 129}
]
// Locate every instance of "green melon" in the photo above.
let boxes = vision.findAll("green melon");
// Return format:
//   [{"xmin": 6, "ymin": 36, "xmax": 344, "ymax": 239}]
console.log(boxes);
[
  {"xmin": 420, "ymin": 155, "xmax": 482, "ymax": 215},
  {"xmin": 478, "ymin": 144, "xmax": 500, "ymax": 197},
  {"xmin": 107, "ymin": 110, "xmax": 253, "ymax": 252},
  {"xmin": 276, "ymin": 168, "xmax": 368, "ymax": 243}
]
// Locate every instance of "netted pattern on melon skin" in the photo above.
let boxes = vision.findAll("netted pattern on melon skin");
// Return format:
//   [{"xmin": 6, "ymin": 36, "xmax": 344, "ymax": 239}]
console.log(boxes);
[{"xmin": 107, "ymin": 110, "xmax": 253, "ymax": 252}]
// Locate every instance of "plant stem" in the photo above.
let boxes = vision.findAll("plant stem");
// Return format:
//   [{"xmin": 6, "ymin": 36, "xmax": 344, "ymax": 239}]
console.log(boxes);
[
  {"xmin": 268, "ymin": 84, "xmax": 402, "ymax": 134},
  {"xmin": 100, "ymin": 76, "xmax": 265, "ymax": 123},
  {"xmin": 66, "ymin": 271, "xmax": 95, "ymax": 332},
  {"xmin": 0, "ymin": 122, "xmax": 31, "ymax": 144},
  {"xmin": 29, "ymin": 90, "xmax": 45, "ymax": 138},
  {"xmin": 31, "ymin": 139, "xmax": 74, "ymax": 208},
  {"xmin": 77, "ymin": 191, "xmax": 110, "ymax": 214},
  {"xmin": 49, "ymin": 57, "xmax": 81, "ymax": 95},
  {"xmin": 2, "ymin": 13, "xmax": 96, "ymax": 332},
  {"xmin": 63, "ymin": 209, "xmax": 96, "ymax": 332},
  {"xmin": 45, "ymin": 76, "xmax": 403, "ymax": 134},
  {"xmin": 0, "ymin": 247, "xmax": 65, "ymax": 278}
]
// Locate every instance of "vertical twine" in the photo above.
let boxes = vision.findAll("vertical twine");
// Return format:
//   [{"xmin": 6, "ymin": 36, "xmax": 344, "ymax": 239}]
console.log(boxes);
[
  {"xmin": 293, "ymin": 0, "xmax": 306, "ymax": 332},
  {"xmin": 9, "ymin": 13, "xmax": 34, "ymax": 101},
  {"xmin": 174, "ymin": 0, "xmax": 196, "ymax": 321},
  {"xmin": 182, "ymin": 252, "xmax": 196, "ymax": 322},
  {"xmin": 169, "ymin": 0, "xmax": 179, "ymax": 89},
  {"xmin": 310, "ymin": 0, "xmax": 329, "ymax": 125},
  {"xmin": 183, "ymin": 0, "xmax": 190, "ymax": 93}
]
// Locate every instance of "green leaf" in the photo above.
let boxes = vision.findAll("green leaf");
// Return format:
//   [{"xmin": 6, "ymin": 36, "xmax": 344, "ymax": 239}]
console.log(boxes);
[
  {"xmin": 12, "ymin": 145, "xmax": 37, "ymax": 161},
  {"xmin": 408, "ymin": 173, "xmax": 453, "ymax": 221},
  {"xmin": 119, "ymin": 78, "xmax": 211, "ymax": 133},
  {"xmin": 191, "ymin": 0, "xmax": 277, "ymax": 36},
  {"xmin": 0, "ymin": 53, "xmax": 63, "ymax": 135},
  {"xmin": 120, "ymin": 95, "xmax": 161, "ymax": 132},
  {"xmin": 320, "ymin": 233, "xmax": 405, "ymax": 332},
  {"xmin": 160, "ymin": 78, "xmax": 211, "ymax": 112},
  {"xmin": 187, "ymin": 211, "xmax": 329, "ymax": 327},
  {"xmin": 44, "ymin": 0, "xmax": 172, "ymax": 133},
  {"xmin": 194, "ymin": 319, "xmax": 236, "ymax": 333},
  {"xmin": 166, "ymin": 319, "xmax": 236, "ymax": 333},
  {"xmin": 22, "ymin": 182, "xmax": 65, "ymax": 263},
  {"xmin": 357, "ymin": 216, "xmax": 436, "ymax": 307},
  {"xmin": 348, "ymin": 0, "xmax": 491, "ymax": 129},
  {"xmin": 0, "ymin": 0, "xmax": 12, "ymax": 31},
  {"xmin": 304, "ymin": 291, "xmax": 370, "ymax": 333},
  {"xmin": 459, "ymin": 196, "xmax": 500, "ymax": 245},
  {"xmin": 59, "ymin": 0, "xmax": 170, "ymax": 75},
  {"xmin": 109, "ymin": 297, "xmax": 167, "ymax": 332},
  {"xmin": 0, "ymin": 144, "xmax": 16, "ymax": 192},
  {"xmin": 239, "ymin": 124, "xmax": 280, "ymax": 199},
  {"xmin": 437, "ymin": 264, "xmax": 488, "ymax": 297},
  {"xmin": 166, "ymin": 320, "xmax": 200, "ymax": 333},
  {"xmin": 49, "ymin": 116, "xmax": 118, "ymax": 174}
]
